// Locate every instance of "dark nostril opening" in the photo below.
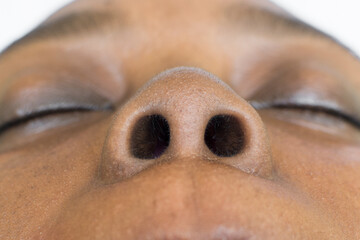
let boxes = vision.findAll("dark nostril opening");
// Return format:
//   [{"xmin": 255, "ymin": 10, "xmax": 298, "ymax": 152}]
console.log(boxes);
[
  {"xmin": 130, "ymin": 115, "xmax": 170, "ymax": 159},
  {"xmin": 204, "ymin": 115, "xmax": 245, "ymax": 157}
]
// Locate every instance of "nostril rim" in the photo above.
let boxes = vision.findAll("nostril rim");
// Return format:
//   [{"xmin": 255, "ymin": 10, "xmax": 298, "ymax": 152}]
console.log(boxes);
[
  {"xmin": 130, "ymin": 115, "xmax": 170, "ymax": 159},
  {"xmin": 204, "ymin": 115, "xmax": 245, "ymax": 157}
]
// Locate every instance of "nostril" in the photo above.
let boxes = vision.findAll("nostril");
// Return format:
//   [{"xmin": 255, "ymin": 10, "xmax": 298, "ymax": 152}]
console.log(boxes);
[
  {"xmin": 204, "ymin": 115, "xmax": 245, "ymax": 157},
  {"xmin": 130, "ymin": 115, "xmax": 170, "ymax": 159}
]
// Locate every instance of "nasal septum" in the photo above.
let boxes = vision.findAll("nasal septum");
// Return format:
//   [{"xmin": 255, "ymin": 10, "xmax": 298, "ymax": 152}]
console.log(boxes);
[{"xmin": 99, "ymin": 67, "xmax": 273, "ymax": 183}]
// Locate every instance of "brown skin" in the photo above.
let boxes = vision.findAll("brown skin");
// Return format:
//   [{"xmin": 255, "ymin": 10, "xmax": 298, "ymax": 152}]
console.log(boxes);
[{"xmin": 1, "ymin": 0, "xmax": 360, "ymax": 239}]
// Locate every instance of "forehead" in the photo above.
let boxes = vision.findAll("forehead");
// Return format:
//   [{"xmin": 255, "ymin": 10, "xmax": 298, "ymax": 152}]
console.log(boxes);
[
  {"xmin": 52, "ymin": 0, "xmax": 288, "ymax": 19},
  {"xmin": 43, "ymin": 0, "xmax": 291, "ymax": 40},
  {"xmin": 1, "ymin": 0, "xmax": 360, "ymax": 96},
  {"xmin": 1, "ymin": 0, "xmax": 349, "ymax": 58},
  {"xmin": 3, "ymin": 0, "xmax": 352, "ymax": 60}
]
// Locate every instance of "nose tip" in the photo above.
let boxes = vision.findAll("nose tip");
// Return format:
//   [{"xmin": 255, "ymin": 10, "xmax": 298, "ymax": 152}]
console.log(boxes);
[{"xmin": 100, "ymin": 67, "xmax": 273, "ymax": 183}]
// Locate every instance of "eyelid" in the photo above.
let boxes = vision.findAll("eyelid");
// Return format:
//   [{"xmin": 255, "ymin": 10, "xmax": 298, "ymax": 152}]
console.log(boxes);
[
  {"xmin": 0, "ymin": 103, "xmax": 114, "ymax": 134},
  {"xmin": 249, "ymin": 100, "xmax": 360, "ymax": 129}
]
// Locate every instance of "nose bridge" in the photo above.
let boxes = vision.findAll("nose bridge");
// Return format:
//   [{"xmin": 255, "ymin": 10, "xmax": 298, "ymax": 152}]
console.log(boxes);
[{"xmin": 99, "ymin": 67, "xmax": 273, "ymax": 183}]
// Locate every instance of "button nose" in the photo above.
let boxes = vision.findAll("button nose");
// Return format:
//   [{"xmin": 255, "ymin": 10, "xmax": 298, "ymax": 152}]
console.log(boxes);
[{"xmin": 100, "ymin": 67, "xmax": 273, "ymax": 183}]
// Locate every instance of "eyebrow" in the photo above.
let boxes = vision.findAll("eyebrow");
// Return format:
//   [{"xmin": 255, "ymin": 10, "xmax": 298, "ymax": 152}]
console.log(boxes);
[
  {"xmin": 0, "ymin": 5, "xmax": 358, "ymax": 60},
  {"xmin": 226, "ymin": 5, "xmax": 320, "ymax": 35},
  {"xmin": 226, "ymin": 4, "xmax": 359, "ymax": 59},
  {"xmin": 0, "ymin": 11, "xmax": 119, "ymax": 56}
]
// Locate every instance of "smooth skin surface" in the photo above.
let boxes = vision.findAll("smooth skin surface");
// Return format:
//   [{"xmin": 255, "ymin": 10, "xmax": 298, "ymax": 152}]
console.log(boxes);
[{"xmin": 1, "ymin": 0, "xmax": 360, "ymax": 239}]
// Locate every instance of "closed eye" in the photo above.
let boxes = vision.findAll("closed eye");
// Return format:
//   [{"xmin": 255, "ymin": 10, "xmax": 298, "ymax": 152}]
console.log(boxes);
[
  {"xmin": 250, "ymin": 101, "xmax": 360, "ymax": 130},
  {"xmin": 0, "ymin": 104, "xmax": 114, "ymax": 134}
]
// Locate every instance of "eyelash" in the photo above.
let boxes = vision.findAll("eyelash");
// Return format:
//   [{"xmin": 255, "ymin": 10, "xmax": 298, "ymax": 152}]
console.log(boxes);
[
  {"xmin": 0, "ymin": 103, "xmax": 359, "ymax": 134},
  {"xmin": 251, "ymin": 102, "xmax": 360, "ymax": 129},
  {"xmin": 0, "ymin": 105, "xmax": 113, "ymax": 134}
]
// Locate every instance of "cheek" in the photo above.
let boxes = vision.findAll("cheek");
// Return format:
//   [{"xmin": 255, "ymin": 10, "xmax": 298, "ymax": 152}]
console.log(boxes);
[
  {"xmin": 0, "ymin": 116, "xmax": 110, "ymax": 239},
  {"xmin": 266, "ymin": 119, "xmax": 360, "ymax": 237}
]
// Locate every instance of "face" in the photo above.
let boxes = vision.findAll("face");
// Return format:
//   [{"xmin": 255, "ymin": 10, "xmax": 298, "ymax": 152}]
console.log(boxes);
[{"xmin": 1, "ymin": 0, "xmax": 360, "ymax": 239}]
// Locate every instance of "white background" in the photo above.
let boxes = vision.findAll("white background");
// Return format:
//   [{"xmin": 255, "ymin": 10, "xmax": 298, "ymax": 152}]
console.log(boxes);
[{"xmin": 0, "ymin": 0, "xmax": 360, "ymax": 56}]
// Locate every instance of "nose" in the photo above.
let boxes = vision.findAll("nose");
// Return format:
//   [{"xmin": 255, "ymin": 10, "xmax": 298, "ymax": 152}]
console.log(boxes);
[{"xmin": 100, "ymin": 67, "xmax": 273, "ymax": 183}]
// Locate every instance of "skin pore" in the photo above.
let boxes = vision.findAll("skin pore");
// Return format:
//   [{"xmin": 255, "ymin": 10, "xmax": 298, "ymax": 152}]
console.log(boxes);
[{"xmin": 1, "ymin": 0, "xmax": 360, "ymax": 239}]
